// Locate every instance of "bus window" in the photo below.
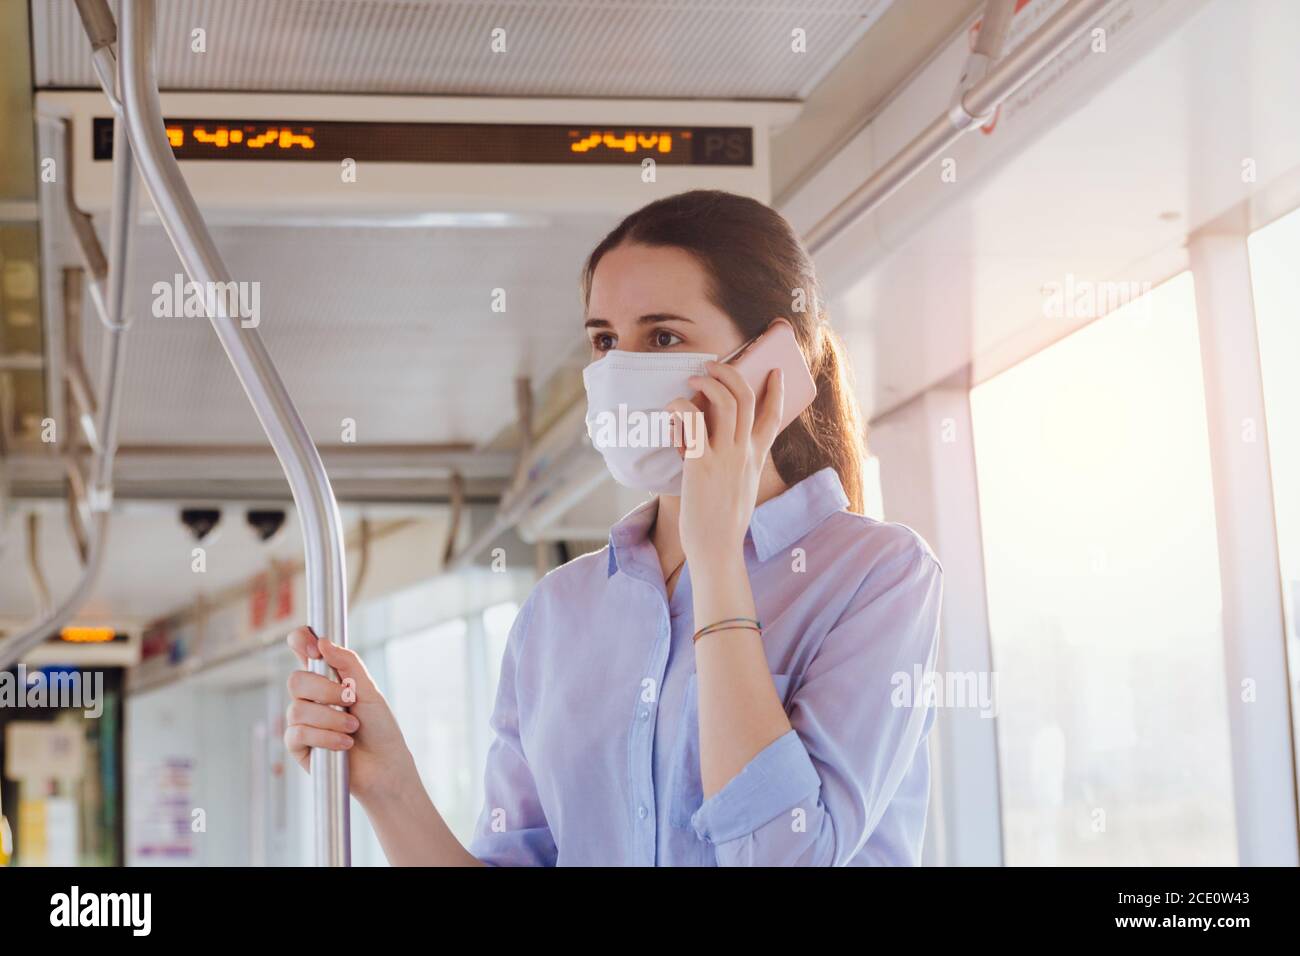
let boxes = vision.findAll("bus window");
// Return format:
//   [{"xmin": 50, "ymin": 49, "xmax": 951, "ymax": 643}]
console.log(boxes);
[
  {"xmin": 384, "ymin": 619, "xmax": 475, "ymax": 842},
  {"xmin": 970, "ymin": 273, "xmax": 1236, "ymax": 865}
]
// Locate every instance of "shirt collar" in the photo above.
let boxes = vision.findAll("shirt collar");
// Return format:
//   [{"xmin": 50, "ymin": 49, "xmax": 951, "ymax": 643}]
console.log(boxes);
[
  {"xmin": 605, "ymin": 467, "xmax": 849, "ymax": 576},
  {"xmin": 606, "ymin": 497, "xmax": 659, "ymax": 577}
]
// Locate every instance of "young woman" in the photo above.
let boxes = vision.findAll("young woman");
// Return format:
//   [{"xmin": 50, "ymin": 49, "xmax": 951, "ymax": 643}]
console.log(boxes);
[{"xmin": 284, "ymin": 190, "xmax": 943, "ymax": 866}]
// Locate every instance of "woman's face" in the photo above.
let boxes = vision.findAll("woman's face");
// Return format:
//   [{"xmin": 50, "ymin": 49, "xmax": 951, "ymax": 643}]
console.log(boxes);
[{"xmin": 584, "ymin": 242, "xmax": 745, "ymax": 362}]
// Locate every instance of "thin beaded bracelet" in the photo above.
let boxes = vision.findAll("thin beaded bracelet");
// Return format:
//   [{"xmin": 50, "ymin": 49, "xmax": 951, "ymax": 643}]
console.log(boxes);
[{"xmin": 693, "ymin": 617, "xmax": 762, "ymax": 644}]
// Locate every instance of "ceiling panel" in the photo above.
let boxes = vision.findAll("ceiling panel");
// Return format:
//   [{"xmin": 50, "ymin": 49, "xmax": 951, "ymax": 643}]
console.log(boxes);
[
  {"xmin": 32, "ymin": 0, "xmax": 892, "ymax": 100},
  {"xmin": 76, "ymin": 213, "xmax": 613, "ymax": 446}
]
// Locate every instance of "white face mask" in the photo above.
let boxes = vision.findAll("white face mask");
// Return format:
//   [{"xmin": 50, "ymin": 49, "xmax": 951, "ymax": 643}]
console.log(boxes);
[{"xmin": 582, "ymin": 349, "xmax": 719, "ymax": 494}]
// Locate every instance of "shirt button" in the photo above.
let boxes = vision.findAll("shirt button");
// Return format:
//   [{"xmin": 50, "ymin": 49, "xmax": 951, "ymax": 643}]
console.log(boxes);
[
  {"xmin": 639, "ymin": 710, "xmax": 649, "ymax": 721},
  {"xmin": 638, "ymin": 804, "xmax": 649, "ymax": 820}
]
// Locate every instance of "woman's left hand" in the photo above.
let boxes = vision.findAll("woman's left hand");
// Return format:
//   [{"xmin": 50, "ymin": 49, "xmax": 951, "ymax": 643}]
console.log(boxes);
[{"xmin": 666, "ymin": 361, "xmax": 785, "ymax": 567}]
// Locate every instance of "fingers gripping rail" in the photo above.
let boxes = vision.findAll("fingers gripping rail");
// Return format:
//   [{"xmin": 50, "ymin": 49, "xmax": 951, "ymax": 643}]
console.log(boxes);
[
  {"xmin": 0, "ymin": 0, "xmax": 352, "ymax": 867},
  {"xmin": 120, "ymin": 0, "xmax": 352, "ymax": 866}
]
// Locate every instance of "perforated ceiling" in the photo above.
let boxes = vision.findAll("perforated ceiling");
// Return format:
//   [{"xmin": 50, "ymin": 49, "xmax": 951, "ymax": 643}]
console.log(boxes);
[{"xmin": 32, "ymin": 0, "xmax": 893, "ymax": 100}]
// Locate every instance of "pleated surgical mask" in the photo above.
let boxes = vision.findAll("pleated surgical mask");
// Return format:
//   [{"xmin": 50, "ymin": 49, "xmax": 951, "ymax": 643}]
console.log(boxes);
[{"xmin": 582, "ymin": 349, "xmax": 717, "ymax": 494}]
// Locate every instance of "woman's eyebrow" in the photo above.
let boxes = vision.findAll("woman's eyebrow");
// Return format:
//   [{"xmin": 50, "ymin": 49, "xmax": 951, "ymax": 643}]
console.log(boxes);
[
  {"xmin": 584, "ymin": 314, "xmax": 694, "ymax": 328},
  {"xmin": 637, "ymin": 313, "xmax": 694, "ymax": 324}
]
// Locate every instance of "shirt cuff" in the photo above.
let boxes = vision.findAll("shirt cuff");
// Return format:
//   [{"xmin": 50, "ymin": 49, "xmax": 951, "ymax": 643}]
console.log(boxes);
[{"xmin": 690, "ymin": 729, "xmax": 821, "ymax": 844}]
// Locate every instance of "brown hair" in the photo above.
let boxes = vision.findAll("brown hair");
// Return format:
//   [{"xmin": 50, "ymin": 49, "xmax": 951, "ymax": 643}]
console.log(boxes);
[{"xmin": 581, "ymin": 189, "xmax": 867, "ymax": 513}]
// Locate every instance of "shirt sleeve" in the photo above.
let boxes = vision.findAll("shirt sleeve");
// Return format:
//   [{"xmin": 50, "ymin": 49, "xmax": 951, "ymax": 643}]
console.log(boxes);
[
  {"xmin": 468, "ymin": 597, "xmax": 558, "ymax": 866},
  {"xmin": 689, "ymin": 537, "xmax": 943, "ymax": 866}
]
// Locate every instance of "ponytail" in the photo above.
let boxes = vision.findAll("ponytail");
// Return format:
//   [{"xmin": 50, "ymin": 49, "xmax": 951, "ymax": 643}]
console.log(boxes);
[{"xmin": 774, "ymin": 322, "xmax": 866, "ymax": 513}]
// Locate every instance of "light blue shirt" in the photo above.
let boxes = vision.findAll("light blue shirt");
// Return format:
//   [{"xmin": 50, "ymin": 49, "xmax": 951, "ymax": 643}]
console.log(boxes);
[{"xmin": 469, "ymin": 466, "xmax": 943, "ymax": 866}]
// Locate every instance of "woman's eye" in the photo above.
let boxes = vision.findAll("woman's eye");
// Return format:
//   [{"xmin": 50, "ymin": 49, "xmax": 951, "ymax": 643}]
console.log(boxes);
[
  {"xmin": 651, "ymin": 329, "xmax": 683, "ymax": 349},
  {"xmin": 591, "ymin": 332, "xmax": 616, "ymax": 352}
]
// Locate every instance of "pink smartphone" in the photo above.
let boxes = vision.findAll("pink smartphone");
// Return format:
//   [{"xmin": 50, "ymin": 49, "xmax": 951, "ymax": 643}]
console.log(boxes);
[{"xmin": 726, "ymin": 319, "xmax": 817, "ymax": 432}]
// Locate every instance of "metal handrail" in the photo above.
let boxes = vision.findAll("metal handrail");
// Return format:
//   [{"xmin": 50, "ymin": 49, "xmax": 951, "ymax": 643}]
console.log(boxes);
[
  {"xmin": 803, "ymin": 0, "xmax": 1118, "ymax": 254},
  {"xmin": 24, "ymin": 513, "xmax": 51, "ymax": 617},
  {"xmin": 0, "ymin": 130, "xmax": 131, "ymax": 666},
  {"xmin": 115, "ymin": 0, "xmax": 351, "ymax": 866},
  {"xmin": 0, "ymin": 0, "xmax": 138, "ymax": 671}
]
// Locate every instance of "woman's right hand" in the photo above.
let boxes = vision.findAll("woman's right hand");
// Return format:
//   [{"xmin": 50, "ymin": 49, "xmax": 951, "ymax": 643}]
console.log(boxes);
[{"xmin": 284, "ymin": 627, "xmax": 417, "ymax": 806}]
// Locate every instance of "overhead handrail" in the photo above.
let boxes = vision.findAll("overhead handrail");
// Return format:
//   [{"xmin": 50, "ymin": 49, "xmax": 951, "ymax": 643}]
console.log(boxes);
[
  {"xmin": 60, "ymin": 269, "xmax": 93, "ymax": 563},
  {"xmin": 24, "ymin": 513, "xmax": 52, "ymax": 617},
  {"xmin": 950, "ymin": 0, "xmax": 1018, "ymax": 128},
  {"xmin": 112, "ymin": 0, "xmax": 351, "ymax": 866},
  {"xmin": 57, "ymin": 117, "xmax": 124, "ymax": 336},
  {"xmin": 73, "ymin": 0, "xmax": 124, "ymax": 117},
  {"xmin": 59, "ymin": 258, "xmax": 104, "ymax": 454},
  {"xmin": 89, "ymin": 114, "xmax": 133, "ymax": 513},
  {"xmin": 440, "ymin": 474, "xmax": 464, "ymax": 566},
  {"xmin": 349, "ymin": 517, "xmax": 372, "ymax": 605},
  {"xmin": 64, "ymin": 453, "xmax": 91, "ymax": 564},
  {"xmin": 803, "ymin": 0, "xmax": 1117, "ymax": 254},
  {"xmin": 0, "ymin": 121, "xmax": 132, "ymax": 666}
]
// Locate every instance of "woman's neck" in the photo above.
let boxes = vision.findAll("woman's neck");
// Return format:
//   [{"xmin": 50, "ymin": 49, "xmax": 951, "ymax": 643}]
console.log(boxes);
[{"xmin": 650, "ymin": 460, "xmax": 788, "ymax": 582}]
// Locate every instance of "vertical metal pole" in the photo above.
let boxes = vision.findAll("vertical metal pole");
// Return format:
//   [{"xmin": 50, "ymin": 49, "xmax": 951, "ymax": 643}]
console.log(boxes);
[{"xmin": 116, "ymin": 0, "xmax": 351, "ymax": 866}]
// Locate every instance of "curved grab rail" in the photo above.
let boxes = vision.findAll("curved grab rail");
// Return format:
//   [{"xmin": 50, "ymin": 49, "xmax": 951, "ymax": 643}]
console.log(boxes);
[
  {"xmin": 0, "ymin": 511, "xmax": 110, "ymax": 667},
  {"xmin": 0, "ymin": 114, "xmax": 135, "ymax": 669},
  {"xmin": 117, "ymin": 0, "xmax": 351, "ymax": 866},
  {"xmin": 24, "ymin": 513, "xmax": 52, "ymax": 616}
]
